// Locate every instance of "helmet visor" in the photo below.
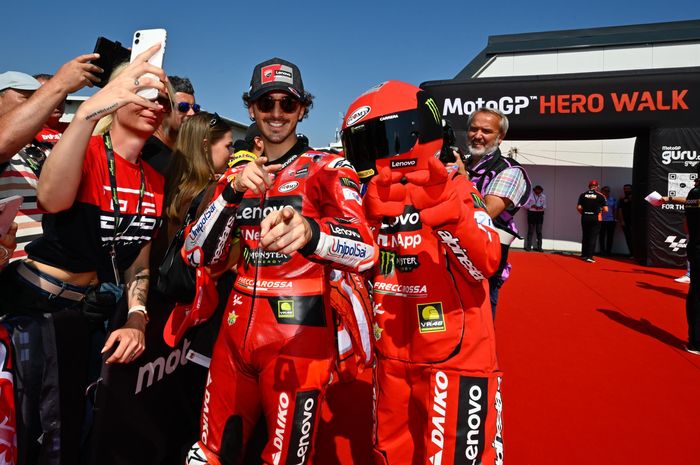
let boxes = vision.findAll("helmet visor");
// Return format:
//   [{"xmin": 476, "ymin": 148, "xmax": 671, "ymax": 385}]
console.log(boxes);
[{"xmin": 342, "ymin": 109, "xmax": 423, "ymax": 177}]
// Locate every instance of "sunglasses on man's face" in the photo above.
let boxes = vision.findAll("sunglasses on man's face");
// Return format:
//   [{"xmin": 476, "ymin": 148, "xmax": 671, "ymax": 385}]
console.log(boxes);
[
  {"xmin": 255, "ymin": 95, "xmax": 301, "ymax": 114},
  {"xmin": 177, "ymin": 102, "xmax": 201, "ymax": 113}
]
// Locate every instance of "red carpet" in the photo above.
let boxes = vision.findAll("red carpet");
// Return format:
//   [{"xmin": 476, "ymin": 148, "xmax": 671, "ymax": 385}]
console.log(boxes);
[{"xmin": 314, "ymin": 252, "xmax": 700, "ymax": 465}]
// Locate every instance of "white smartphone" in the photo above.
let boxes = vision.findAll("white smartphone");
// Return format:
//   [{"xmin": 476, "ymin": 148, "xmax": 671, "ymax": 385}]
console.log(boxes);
[
  {"xmin": 130, "ymin": 28, "xmax": 167, "ymax": 100},
  {"xmin": 0, "ymin": 195, "xmax": 22, "ymax": 237}
]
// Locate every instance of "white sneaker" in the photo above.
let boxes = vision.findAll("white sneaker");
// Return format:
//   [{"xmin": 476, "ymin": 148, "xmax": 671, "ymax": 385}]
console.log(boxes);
[
  {"xmin": 685, "ymin": 344, "xmax": 700, "ymax": 355},
  {"xmin": 674, "ymin": 275, "xmax": 691, "ymax": 284}
]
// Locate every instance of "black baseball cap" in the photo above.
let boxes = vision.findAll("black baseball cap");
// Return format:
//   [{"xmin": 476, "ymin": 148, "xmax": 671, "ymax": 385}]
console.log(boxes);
[{"xmin": 247, "ymin": 57, "xmax": 305, "ymax": 102}]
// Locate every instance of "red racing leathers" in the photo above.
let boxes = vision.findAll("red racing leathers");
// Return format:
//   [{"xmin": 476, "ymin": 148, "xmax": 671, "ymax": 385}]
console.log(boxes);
[
  {"xmin": 367, "ymin": 161, "xmax": 504, "ymax": 465},
  {"xmin": 182, "ymin": 143, "xmax": 377, "ymax": 465}
]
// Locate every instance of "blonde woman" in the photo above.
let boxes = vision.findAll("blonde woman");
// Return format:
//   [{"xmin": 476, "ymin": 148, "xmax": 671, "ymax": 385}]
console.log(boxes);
[{"xmin": 0, "ymin": 44, "xmax": 169, "ymax": 464}]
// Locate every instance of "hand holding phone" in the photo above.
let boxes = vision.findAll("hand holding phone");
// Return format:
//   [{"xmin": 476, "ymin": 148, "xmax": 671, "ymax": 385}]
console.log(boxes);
[
  {"xmin": 130, "ymin": 29, "xmax": 167, "ymax": 100},
  {"xmin": 90, "ymin": 37, "xmax": 130, "ymax": 88}
]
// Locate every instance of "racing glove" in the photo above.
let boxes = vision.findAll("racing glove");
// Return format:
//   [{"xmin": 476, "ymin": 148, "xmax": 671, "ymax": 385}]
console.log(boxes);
[{"xmin": 409, "ymin": 157, "xmax": 467, "ymax": 227}]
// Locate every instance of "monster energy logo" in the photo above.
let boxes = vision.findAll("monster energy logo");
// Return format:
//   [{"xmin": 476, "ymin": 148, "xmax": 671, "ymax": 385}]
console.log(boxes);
[
  {"xmin": 471, "ymin": 193, "xmax": 487, "ymax": 210},
  {"xmin": 379, "ymin": 251, "xmax": 419, "ymax": 275},
  {"xmin": 242, "ymin": 247, "xmax": 289, "ymax": 268},
  {"xmin": 425, "ymin": 98, "xmax": 440, "ymax": 124},
  {"xmin": 379, "ymin": 250, "xmax": 396, "ymax": 276},
  {"xmin": 340, "ymin": 177, "xmax": 360, "ymax": 192}
]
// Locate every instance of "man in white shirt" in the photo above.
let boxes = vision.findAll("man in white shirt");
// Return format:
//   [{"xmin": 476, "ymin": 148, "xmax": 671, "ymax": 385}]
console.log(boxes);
[{"xmin": 524, "ymin": 184, "xmax": 546, "ymax": 252}]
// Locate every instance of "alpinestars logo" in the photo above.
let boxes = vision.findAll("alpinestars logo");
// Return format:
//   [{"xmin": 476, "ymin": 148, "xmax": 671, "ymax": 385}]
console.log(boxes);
[
  {"xmin": 436, "ymin": 230, "xmax": 485, "ymax": 281},
  {"xmin": 666, "ymin": 235, "xmax": 688, "ymax": 252},
  {"xmin": 429, "ymin": 371, "xmax": 449, "ymax": 465},
  {"xmin": 492, "ymin": 377, "xmax": 504, "ymax": 465}
]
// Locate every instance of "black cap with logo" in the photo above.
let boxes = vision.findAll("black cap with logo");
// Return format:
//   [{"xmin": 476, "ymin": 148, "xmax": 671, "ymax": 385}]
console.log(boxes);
[{"xmin": 247, "ymin": 57, "xmax": 305, "ymax": 102}]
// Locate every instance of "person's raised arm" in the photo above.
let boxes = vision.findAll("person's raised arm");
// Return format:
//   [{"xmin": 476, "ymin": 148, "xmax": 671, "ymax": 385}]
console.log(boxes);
[
  {"xmin": 0, "ymin": 54, "xmax": 101, "ymax": 162},
  {"xmin": 37, "ymin": 45, "xmax": 166, "ymax": 213}
]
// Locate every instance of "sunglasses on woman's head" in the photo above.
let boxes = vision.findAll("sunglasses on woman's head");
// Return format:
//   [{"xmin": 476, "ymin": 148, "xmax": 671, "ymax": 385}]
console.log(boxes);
[
  {"xmin": 255, "ymin": 95, "xmax": 301, "ymax": 114},
  {"xmin": 210, "ymin": 113, "xmax": 222, "ymax": 127},
  {"xmin": 155, "ymin": 95, "xmax": 172, "ymax": 113},
  {"xmin": 177, "ymin": 102, "xmax": 201, "ymax": 113}
]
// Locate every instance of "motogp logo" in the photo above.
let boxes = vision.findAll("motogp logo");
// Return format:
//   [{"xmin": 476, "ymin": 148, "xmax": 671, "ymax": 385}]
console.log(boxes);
[{"xmin": 665, "ymin": 235, "xmax": 687, "ymax": 252}]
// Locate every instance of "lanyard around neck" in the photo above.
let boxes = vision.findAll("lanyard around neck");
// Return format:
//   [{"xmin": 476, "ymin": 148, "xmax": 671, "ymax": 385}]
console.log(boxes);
[
  {"xmin": 103, "ymin": 132, "xmax": 146, "ymax": 229},
  {"xmin": 103, "ymin": 133, "xmax": 145, "ymax": 283}
]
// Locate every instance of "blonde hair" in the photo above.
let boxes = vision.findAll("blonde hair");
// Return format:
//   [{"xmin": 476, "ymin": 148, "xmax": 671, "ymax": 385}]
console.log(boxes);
[{"xmin": 165, "ymin": 112, "xmax": 232, "ymax": 222}]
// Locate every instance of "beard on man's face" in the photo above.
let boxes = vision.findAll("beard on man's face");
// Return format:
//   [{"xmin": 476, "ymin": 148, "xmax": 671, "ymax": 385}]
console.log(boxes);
[{"xmin": 468, "ymin": 138, "xmax": 500, "ymax": 157}]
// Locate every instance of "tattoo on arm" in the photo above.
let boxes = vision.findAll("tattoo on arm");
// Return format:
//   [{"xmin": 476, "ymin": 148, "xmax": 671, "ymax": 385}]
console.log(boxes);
[
  {"xmin": 84, "ymin": 103, "xmax": 119, "ymax": 121},
  {"xmin": 127, "ymin": 269, "xmax": 150, "ymax": 306}
]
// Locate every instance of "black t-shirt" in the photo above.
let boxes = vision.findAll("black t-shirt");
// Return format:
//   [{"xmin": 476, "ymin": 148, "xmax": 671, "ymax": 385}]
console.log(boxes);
[
  {"xmin": 142, "ymin": 135, "xmax": 172, "ymax": 176},
  {"xmin": 619, "ymin": 194, "xmax": 632, "ymax": 223},
  {"xmin": 577, "ymin": 190, "xmax": 607, "ymax": 217}
]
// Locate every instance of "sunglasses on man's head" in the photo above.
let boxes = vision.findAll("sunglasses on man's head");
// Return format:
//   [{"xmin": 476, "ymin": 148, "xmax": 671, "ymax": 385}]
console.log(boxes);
[
  {"xmin": 255, "ymin": 95, "xmax": 301, "ymax": 114},
  {"xmin": 177, "ymin": 102, "xmax": 201, "ymax": 113}
]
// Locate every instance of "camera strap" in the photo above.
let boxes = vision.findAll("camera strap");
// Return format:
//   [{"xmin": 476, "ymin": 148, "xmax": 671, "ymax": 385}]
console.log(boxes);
[{"xmin": 103, "ymin": 132, "xmax": 145, "ymax": 285}]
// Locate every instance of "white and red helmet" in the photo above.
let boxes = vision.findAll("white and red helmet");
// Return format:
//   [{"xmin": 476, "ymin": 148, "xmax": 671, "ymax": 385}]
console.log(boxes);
[{"xmin": 342, "ymin": 80, "xmax": 443, "ymax": 182}]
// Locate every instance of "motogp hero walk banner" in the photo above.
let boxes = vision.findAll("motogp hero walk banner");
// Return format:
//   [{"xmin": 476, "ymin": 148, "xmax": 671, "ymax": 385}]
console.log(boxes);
[
  {"xmin": 422, "ymin": 67, "xmax": 700, "ymax": 266},
  {"xmin": 421, "ymin": 67, "xmax": 700, "ymax": 140}
]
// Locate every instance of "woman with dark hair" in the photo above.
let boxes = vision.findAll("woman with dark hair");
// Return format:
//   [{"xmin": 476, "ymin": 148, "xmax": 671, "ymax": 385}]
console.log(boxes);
[{"xmin": 0, "ymin": 44, "xmax": 168, "ymax": 464}]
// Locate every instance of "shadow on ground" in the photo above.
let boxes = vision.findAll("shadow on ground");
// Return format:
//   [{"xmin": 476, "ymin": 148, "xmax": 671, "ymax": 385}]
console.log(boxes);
[{"xmin": 597, "ymin": 308, "xmax": 686, "ymax": 350}]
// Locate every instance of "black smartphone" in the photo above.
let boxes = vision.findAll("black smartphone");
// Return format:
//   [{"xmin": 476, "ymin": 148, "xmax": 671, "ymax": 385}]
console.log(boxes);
[{"xmin": 90, "ymin": 37, "xmax": 130, "ymax": 88}]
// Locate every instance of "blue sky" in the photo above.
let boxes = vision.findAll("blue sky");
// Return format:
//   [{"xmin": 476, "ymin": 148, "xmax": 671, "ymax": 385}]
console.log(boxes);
[{"xmin": 3, "ymin": 1, "xmax": 699, "ymax": 146}]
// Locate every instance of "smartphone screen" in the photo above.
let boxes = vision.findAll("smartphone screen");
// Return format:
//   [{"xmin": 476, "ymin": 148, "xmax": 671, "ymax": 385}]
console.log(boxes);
[{"xmin": 90, "ymin": 37, "xmax": 130, "ymax": 88}]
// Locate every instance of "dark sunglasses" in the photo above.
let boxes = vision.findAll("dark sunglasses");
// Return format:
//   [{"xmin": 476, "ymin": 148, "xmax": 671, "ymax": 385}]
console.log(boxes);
[
  {"xmin": 177, "ymin": 102, "xmax": 201, "ymax": 113},
  {"xmin": 255, "ymin": 95, "xmax": 301, "ymax": 114},
  {"xmin": 155, "ymin": 95, "xmax": 172, "ymax": 113}
]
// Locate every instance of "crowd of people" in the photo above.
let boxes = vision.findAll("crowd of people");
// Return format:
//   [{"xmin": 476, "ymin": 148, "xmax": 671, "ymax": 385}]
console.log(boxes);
[
  {"xmin": 0, "ymin": 40, "xmax": 692, "ymax": 465},
  {"xmin": 0, "ymin": 44, "xmax": 511, "ymax": 465}
]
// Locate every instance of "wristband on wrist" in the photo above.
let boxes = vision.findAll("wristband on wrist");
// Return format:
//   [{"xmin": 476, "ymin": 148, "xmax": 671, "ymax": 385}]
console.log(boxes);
[{"xmin": 128, "ymin": 305, "xmax": 149, "ymax": 323}]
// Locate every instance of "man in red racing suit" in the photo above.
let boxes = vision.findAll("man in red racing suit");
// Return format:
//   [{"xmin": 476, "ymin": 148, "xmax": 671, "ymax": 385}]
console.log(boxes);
[
  {"xmin": 183, "ymin": 58, "xmax": 377, "ymax": 465},
  {"xmin": 342, "ymin": 81, "xmax": 504, "ymax": 465}
]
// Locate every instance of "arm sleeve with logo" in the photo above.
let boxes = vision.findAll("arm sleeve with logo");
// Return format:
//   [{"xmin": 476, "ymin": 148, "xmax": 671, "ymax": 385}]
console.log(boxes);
[
  {"xmin": 298, "ymin": 156, "xmax": 378, "ymax": 272},
  {"xmin": 429, "ymin": 175, "xmax": 502, "ymax": 282},
  {"xmin": 182, "ymin": 166, "xmax": 244, "ymax": 267}
]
